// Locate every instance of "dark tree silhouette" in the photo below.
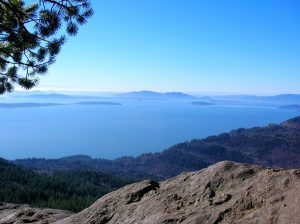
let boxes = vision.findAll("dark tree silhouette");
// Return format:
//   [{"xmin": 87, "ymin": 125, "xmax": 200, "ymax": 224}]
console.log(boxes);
[{"xmin": 0, "ymin": 0, "xmax": 93, "ymax": 94}]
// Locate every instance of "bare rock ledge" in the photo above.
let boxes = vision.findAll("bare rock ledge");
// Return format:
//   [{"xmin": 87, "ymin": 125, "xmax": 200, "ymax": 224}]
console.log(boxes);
[
  {"xmin": 2, "ymin": 161, "xmax": 300, "ymax": 224},
  {"xmin": 0, "ymin": 203, "xmax": 72, "ymax": 224}
]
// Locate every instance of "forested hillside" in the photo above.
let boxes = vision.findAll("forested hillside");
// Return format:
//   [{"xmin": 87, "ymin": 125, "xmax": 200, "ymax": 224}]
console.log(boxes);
[
  {"xmin": 0, "ymin": 159, "xmax": 134, "ymax": 212},
  {"xmin": 15, "ymin": 116, "xmax": 300, "ymax": 179}
]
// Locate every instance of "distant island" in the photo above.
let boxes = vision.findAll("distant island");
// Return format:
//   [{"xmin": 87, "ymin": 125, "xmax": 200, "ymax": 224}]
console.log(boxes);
[
  {"xmin": 25, "ymin": 93, "xmax": 108, "ymax": 100},
  {"xmin": 192, "ymin": 101, "xmax": 216, "ymax": 106},
  {"xmin": 0, "ymin": 102, "xmax": 122, "ymax": 108},
  {"xmin": 10, "ymin": 91, "xmax": 300, "ymax": 106},
  {"xmin": 26, "ymin": 93, "xmax": 72, "ymax": 99},
  {"xmin": 0, "ymin": 103, "xmax": 64, "ymax": 108},
  {"xmin": 279, "ymin": 104, "xmax": 300, "ymax": 110},
  {"xmin": 215, "ymin": 94, "xmax": 300, "ymax": 103},
  {"xmin": 75, "ymin": 101, "xmax": 121, "ymax": 106}
]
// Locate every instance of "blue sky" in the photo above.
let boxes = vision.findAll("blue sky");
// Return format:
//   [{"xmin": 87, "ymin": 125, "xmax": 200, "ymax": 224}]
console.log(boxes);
[{"xmin": 35, "ymin": 0, "xmax": 300, "ymax": 94}]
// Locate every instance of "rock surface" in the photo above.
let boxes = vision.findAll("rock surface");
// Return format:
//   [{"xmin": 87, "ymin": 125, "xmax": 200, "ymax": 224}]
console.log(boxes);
[
  {"xmin": 54, "ymin": 161, "xmax": 300, "ymax": 224},
  {"xmin": 0, "ymin": 203, "xmax": 72, "ymax": 224}
]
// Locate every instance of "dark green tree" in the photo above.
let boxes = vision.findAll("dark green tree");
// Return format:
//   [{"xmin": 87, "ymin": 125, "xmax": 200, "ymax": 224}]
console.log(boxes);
[{"xmin": 0, "ymin": 0, "xmax": 93, "ymax": 94}]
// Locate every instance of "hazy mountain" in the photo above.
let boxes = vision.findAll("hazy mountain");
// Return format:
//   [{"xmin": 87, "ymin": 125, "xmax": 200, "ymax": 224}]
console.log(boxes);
[
  {"xmin": 115, "ymin": 91, "xmax": 198, "ymax": 100},
  {"xmin": 214, "ymin": 94, "xmax": 300, "ymax": 103},
  {"xmin": 22, "ymin": 93, "xmax": 109, "ymax": 100},
  {"xmin": 15, "ymin": 116, "xmax": 300, "ymax": 179},
  {"xmin": 26, "ymin": 93, "xmax": 73, "ymax": 99},
  {"xmin": 8, "ymin": 91, "xmax": 300, "ymax": 106},
  {"xmin": 266, "ymin": 94, "xmax": 300, "ymax": 101},
  {"xmin": 0, "ymin": 101, "xmax": 122, "ymax": 108}
]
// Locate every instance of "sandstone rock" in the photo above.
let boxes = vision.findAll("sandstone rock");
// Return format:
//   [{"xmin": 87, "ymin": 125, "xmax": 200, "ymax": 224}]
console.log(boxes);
[
  {"xmin": 54, "ymin": 161, "xmax": 300, "ymax": 224},
  {"xmin": 0, "ymin": 203, "xmax": 72, "ymax": 224}
]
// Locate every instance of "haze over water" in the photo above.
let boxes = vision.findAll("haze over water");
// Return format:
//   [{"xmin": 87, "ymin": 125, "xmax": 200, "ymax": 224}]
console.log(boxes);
[{"xmin": 0, "ymin": 92, "xmax": 299, "ymax": 160}]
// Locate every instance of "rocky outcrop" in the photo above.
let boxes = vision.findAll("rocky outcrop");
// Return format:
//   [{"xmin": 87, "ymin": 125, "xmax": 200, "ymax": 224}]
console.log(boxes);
[
  {"xmin": 0, "ymin": 203, "xmax": 72, "ymax": 224},
  {"xmin": 54, "ymin": 161, "xmax": 300, "ymax": 224},
  {"xmin": 2, "ymin": 161, "xmax": 300, "ymax": 223}
]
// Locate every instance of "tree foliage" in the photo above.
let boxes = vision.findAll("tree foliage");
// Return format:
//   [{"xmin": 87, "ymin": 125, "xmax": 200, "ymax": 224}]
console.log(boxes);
[
  {"xmin": 0, "ymin": 158, "xmax": 134, "ymax": 212},
  {"xmin": 0, "ymin": 0, "xmax": 93, "ymax": 94}
]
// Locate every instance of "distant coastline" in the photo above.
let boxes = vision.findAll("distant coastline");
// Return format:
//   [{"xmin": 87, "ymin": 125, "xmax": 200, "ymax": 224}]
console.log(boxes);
[
  {"xmin": 279, "ymin": 104, "xmax": 300, "ymax": 110},
  {"xmin": 191, "ymin": 101, "xmax": 216, "ymax": 106},
  {"xmin": 0, "ymin": 101, "xmax": 122, "ymax": 108},
  {"xmin": 75, "ymin": 101, "xmax": 122, "ymax": 106},
  {"xmin": 0, "ymin": 103, "xmax": 64, "ymax": 109}
]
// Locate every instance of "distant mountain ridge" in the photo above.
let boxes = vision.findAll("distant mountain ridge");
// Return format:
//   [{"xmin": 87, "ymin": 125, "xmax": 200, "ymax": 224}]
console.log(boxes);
[
  {"xmin": 8, "ymin": 91, "xmax": 300, "ymax": 107},
  {"xmin": 0, "ymin": 101, "xmax": 122, "ymax": 108},
  {"xmin": 215, "ymin": 94, "xmax": 300, "ymax": 102},
  {"xmin": 23, "ymin": 93, "xmax": 108, "ymax": 100},
  {"xmin": 14, "ymin": 116, "xmax": 300, "ymax": 179},
  {"xmin": 27, "ymin": 93, "xmax": 72, "ymax": 99},
  {"xmin": 115, "ymin": 91, "xmax": 197, "ymax": 100}
]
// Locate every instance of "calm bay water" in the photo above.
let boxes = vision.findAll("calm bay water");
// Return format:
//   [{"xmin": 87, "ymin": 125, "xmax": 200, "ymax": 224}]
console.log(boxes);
[{"xmin": 0, "ymin": 100, "xmax": 299, "ymax": 159}]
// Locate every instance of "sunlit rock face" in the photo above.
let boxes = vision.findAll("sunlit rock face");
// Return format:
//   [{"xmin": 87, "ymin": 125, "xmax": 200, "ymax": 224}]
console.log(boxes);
[
  {"xmin": 54, "ymin": 161, "xmax": 300, "ymax": 224},
  {"xmin": 0, "ymin": 203, "xmax": 72, "ymax": 224}
]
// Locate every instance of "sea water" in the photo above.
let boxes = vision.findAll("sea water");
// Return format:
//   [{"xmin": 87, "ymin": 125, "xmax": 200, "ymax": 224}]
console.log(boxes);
[{"xmin": 0, "ymin": 100, "xmax": 299, "ymax": 159}]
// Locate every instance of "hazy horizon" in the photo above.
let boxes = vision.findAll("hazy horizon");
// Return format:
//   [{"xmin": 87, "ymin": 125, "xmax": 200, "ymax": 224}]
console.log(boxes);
[
  {"xmin": 1, "ymin": 91, "xmax": 299, "ymax": 160},
  {"xmin": 8, "ymin": 89, "xmax": 300, "ymax": 97}
]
